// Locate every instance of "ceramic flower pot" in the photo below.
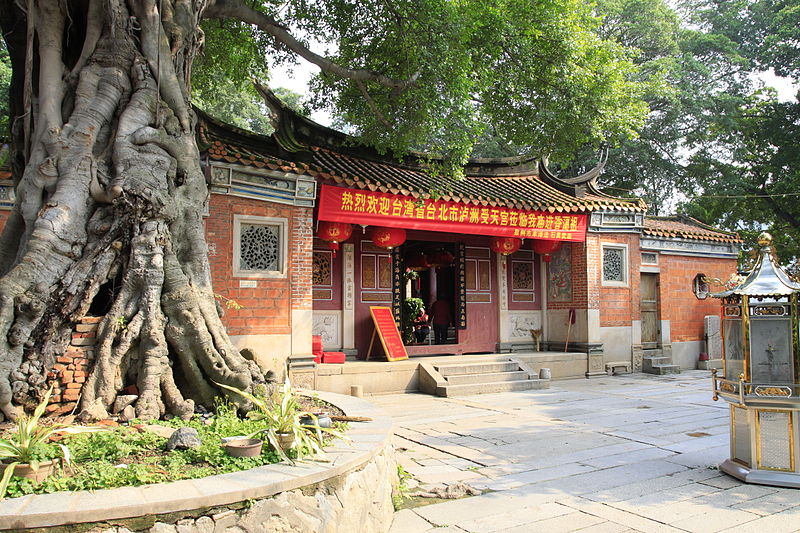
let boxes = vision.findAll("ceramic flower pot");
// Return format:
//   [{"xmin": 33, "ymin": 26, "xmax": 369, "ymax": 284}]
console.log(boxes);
[
  {"xmin": 275, "ymin": 432, "xmax": 295, "ymax": 451},
  {"xmin": 222, "ymin": 438, "xmax": 263, "ymax": 458},
  {"xmin": 9, "ymin": 460, "xmax": 58, "ymax": 483}
]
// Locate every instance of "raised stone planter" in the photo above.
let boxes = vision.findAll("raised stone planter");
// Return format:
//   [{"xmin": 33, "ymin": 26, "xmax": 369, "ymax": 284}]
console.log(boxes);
[{"xmin": 0, "ymin": 392, "xmax": 394, "ymax": 533}]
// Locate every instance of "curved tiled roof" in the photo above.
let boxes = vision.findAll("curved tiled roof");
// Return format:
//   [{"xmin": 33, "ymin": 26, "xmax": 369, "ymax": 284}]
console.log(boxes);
[
  {"xmin": 644, "ymin": 216, "xmax": 741, "ymax": 244},
  {"xmin": 197, "ymin": 105, "xmax": 645, "ymax": 213},
  {"xmin": 312, "ymin": 147, "xmax": 644, "ymax": 213}
]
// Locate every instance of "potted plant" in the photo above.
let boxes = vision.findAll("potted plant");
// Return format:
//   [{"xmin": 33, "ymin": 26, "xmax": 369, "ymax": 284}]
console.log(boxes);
[
  {"xmin": 401, "ymin": 297, "xmax": 425, "ymax": 344},
  {"xmin": 217, "ymin": 379, "xmax": 348, "ymax": 463},
  {"xmin": 0, "ymin": 386, "xmax": 106, "ymax": 498}
]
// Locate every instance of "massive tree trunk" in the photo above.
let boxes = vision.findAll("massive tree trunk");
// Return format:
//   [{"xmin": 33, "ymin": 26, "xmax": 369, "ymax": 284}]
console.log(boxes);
[{"xmin": 0, "ymin": 0, "xmax": 263, "ymax": 420}]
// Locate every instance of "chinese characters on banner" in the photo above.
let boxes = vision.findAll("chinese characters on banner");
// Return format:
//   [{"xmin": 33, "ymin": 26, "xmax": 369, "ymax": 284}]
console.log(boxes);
[{"xmin": 318, "ymin": 184, "xmax": 587, "ymax": 242}]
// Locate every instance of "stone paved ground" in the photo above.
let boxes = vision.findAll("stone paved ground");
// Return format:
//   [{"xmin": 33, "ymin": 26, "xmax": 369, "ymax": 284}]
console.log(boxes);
[{"xmin": 373, "ymin": 370, "xmax": 800, "ymax": 533}]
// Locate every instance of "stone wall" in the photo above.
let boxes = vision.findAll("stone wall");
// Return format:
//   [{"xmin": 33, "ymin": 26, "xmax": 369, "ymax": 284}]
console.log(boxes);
[{"xmin": 80, "ymin": 446, "xmax": 395, "ymax": 533}]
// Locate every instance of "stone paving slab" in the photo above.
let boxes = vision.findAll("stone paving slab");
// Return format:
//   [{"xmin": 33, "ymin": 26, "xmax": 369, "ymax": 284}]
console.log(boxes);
[{"xmin": 380, "ymin": 370, "xmax": 796, "ymax": 533}]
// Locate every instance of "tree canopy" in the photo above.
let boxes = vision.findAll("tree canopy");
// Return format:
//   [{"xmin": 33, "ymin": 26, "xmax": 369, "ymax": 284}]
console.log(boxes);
[
  {"xmin": 553, "ymin": 0, "xmax": 800, "ymax": 261},
  {"xmin": 196, "ymin": 0, "xmax": 651, "ymax": 172}
]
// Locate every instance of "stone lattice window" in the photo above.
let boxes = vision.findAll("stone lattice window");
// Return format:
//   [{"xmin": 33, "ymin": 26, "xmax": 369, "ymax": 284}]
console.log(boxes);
[
  {"xmin": 602, "ymin": 246, "xmax": 626, "ymax": 283},
  {"xmin": 233, "ymin": 215, "xmax": 287, "ymax": 278},
  {"xmin": 239, "ymin": 224, "xmax": 280, "ymax": 271}
]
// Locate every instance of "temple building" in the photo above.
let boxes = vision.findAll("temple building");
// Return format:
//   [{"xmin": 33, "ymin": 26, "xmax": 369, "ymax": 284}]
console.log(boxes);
[
  {"xmin": 191, "ymin": 94, "xmax": 741, "ymax": 392},
  {"xmin": 0, "ymin": 96, "xmax": 742, "ymax": 394}
]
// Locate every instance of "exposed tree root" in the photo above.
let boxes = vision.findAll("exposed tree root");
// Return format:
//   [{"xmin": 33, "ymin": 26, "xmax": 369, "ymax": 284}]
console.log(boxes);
[{"xmin": 0, "ymin": 0, "xmax": 264, "ymax": 420}]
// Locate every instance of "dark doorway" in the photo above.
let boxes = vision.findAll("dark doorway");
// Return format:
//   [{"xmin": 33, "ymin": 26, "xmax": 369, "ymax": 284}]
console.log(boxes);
[{"xmin": 401, "ymin": 241, "xmax": 457, "ymax": 345}]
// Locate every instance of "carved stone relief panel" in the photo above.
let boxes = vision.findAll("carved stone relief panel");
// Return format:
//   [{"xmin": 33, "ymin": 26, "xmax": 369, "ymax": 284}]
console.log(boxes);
[
  {"xmin": 312, "ymin": 311, "xmax": 342, "ymax": 350},
  {"xmin": 508, "ymin": 311, "xmax": 542, "ymax": 340}
]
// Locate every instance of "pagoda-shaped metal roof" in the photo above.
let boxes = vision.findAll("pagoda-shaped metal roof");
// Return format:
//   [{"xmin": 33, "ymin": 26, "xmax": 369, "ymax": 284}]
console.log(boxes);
[{"xmin": 715, "ymin": 233, "xmax": 800, "ymax": 297}]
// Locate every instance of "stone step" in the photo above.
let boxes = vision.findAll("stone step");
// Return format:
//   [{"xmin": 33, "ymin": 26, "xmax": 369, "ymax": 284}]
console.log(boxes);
[
  {"xmin": 646, "ymin": 364, "xmax": 681, "ymax": 375},
  {"xmin": 435, "ymin": 361, "xmax": 519, "ymax": 376},
  {"xmin": 642, "ymin": 355, "xmax": 672, "ymax": 370},
  {"xmin": 642, "ymin": 349, "xmax": 663, "ymax": 357},
  {"xmin": 437, "ymin": 378, "xmax": 549, "ymax": 397},
  {"xmin": 445, "ymin": 370, "xmax": 530, "ymax": 385}
]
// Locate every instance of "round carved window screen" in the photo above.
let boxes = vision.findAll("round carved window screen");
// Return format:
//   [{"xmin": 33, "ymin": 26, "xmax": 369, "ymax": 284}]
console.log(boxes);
[{"xmin": 239, "ymin": 223, "xmax": 280, "ymax": 271}]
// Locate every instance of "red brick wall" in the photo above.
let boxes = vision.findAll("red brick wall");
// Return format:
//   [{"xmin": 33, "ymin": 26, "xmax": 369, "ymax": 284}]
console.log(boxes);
[
  {"xmin": 205, "ymin": 194, "xmax": 313, "ymax": 336},
  {"xmin": 659, "ymin": 254, "xmax": 736, "ymax": 342},
  {"xmin": 291, "ymin": 209, "xmax": 313, "ymax": 311},
  {"xmin": 547, "ymin": 241, "xmax": 588, "ymax": 310},
  {"xmin": 598, "ymin": 234, "xmax": 641, "ymax": 327}
]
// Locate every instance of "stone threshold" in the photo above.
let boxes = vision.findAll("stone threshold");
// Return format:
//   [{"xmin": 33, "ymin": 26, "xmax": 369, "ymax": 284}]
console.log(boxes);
[{"xmin": 0, "ymin": 392, "xmax": 393, "ymax": 531}]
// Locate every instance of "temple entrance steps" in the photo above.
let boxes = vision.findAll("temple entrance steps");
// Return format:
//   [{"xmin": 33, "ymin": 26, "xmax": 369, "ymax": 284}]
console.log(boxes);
[
  {"xmin": 642, "ymin": 348, "xmax": 681, "ymax": 375},
  {"xmin": 419, "ymin": 358, "xmax": 550, "ymax": 397}
]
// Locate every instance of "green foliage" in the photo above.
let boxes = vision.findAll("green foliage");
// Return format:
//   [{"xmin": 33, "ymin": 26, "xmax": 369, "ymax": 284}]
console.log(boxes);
[
  {"xmin": 217, "ymin": 379, "xmax": 349, "ymax": 464},
  {"xmin": 663, "ymin": 0, "xmax": 800, "ymax": 259},
  {"xmin": 561, "ymin": 0, "xmax": 800, "ymax": 262},
  {"xmin": 401, "ymin": 297, "xmax": 425, "ymax": 344},
  {"xmin": 192, "ymin": 19, "xmax": 308, "ymax": 136},
  {"xmin": 0, "ymin": 387, "xmax": 106, "ymax": 499},
  {"xmin": 392, "ymin": 464, "xmax": 413, "ymax": 510},
  {"xmin": 0, "ymin": 400, "xmax": 290, "ymax": 499},
  {"xmin": 192, "ymin": 0, "xmax": 650, "ymax": 171}
]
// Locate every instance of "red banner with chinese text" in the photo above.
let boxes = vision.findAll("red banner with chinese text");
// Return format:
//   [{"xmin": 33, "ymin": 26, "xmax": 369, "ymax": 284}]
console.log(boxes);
[{"xmin": 318, "ymin": 184, "xmax": 587, "ymax": 242}]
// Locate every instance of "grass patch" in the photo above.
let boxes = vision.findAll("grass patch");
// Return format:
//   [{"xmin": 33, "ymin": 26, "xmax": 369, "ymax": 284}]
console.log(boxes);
[{"xmin": 2, "ymin": 395, "xmax": 347, "ymax": 499}]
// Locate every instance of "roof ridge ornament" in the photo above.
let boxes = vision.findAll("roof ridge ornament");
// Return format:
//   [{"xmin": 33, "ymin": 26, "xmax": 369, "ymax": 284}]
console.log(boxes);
[{"xmin": 538, "ymin": 148, "xmax": 614, "ymax": 200}]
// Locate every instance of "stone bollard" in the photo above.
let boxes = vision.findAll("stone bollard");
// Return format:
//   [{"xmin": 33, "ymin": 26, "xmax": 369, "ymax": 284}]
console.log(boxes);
[
  {"xmin": 539, "ymin": 368, "xmax": 551, "ymax": 380},
  {"xmin": 350, "ymin": 385, "xmax": 364, "ymax": 398}
]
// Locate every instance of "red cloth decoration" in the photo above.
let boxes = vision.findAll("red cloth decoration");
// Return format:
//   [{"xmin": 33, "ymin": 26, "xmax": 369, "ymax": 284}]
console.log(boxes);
[
  {"xmin": 532, "ymin": 239, "xmax": 562, "ymax": 262},
  {"xmin": 490, "ymin": 236, "xmax": 522, "ymax": 256},
  {"xmin": 312, "ymin": 335, "xmax": 323, "ymax": 355},
  {"xmin": 317, "ymin": 221, "xmax": 353, "ymax": 257},
  {"xmin": 370, "ymin": 226, "xmax": 406, "ymax": 249},
  {"xmin": 322, "ymin": 352, "xmax": 346, "ymax": 364}
]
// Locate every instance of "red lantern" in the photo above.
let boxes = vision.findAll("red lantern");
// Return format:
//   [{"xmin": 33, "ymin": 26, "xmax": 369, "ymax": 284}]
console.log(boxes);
[
  {"xmin": 428, "ymin": 249, "xmax": 454, "ymax": 268},
  {"xmin": 370, "ymin": 226, "xmax": 406, "ymax": 249},
  {"xmin": 532, "ymin": 239, "xmax": 562, "ymax": 263},
  {"xmin": 405, "ymin": 251, "xmax": 430, "ymax": 271},
  {"xmin": 490, "ymin": 236, "xmax": 522, "ymax": 256},
  {"xmin": 317, "ymin": 221, "xmax": 353, "ymax": 257}
]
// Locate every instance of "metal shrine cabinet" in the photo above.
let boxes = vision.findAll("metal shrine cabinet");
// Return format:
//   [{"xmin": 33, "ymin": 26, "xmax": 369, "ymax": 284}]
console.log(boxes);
[{"xmin": 712, "ymin": 233, "xmax": 800, "ymax": 487}]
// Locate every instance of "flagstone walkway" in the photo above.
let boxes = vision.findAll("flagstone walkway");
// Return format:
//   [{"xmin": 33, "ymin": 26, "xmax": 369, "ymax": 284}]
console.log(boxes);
[{"xmin": 373, "ymin": 370, "xmax": 800, "ymax": 533}]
